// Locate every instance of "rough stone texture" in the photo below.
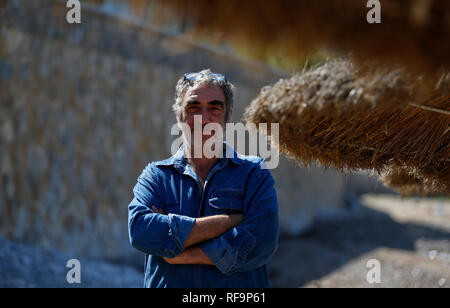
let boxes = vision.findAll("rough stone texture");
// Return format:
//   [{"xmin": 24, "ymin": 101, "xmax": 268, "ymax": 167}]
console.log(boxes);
[{"xmin": 0, "ymin": 0, "xmax": 359, "ymax": 264}]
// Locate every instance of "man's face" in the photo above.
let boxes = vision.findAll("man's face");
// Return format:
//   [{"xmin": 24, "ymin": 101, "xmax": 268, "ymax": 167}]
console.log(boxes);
[{"xmin": 180, "ymin": 82, "xmax": 228, "ymax": 147}]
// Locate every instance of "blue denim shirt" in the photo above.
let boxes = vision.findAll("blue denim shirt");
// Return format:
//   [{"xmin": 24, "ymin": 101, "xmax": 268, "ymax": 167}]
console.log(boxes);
[{"xmin": 128, "ymin": 144, "xmax": 279, "ymax": 288}]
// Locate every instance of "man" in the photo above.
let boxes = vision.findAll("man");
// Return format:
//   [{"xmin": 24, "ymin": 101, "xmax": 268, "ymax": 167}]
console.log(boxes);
[{"xmin": 128, "ymin": 69, "xmax": 279, "ymax": 288}]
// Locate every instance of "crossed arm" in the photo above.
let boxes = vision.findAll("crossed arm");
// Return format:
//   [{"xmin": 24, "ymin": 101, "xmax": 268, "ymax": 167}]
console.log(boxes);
[{"xmin": 151, "ymin": 206, "xmax": 243, "ymax": 265}]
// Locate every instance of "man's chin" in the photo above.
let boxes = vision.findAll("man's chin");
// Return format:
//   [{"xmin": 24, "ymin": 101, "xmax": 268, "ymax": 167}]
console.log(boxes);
[
  {"xmin": 190, "ymin": 133, "xmax": 216, "ymax": 142},
  {"xmin": 186, "ymin": 139, "xmax": 222, "ymax": 158},
  {"xmin": 192, "ymin": 139, "xmax": 215, "ymax": 147}
]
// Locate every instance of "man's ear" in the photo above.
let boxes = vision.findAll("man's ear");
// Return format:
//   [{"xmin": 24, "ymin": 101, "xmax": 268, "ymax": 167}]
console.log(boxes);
[{"xmin": 178, "ymin": 108, "xmax": 186, "ymax": 122}]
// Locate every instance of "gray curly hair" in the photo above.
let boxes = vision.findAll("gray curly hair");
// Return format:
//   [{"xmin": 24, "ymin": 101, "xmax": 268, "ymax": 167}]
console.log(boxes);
[{"xmin": 173, "ymin": 69, "xmax": 235, "ymax": 122}]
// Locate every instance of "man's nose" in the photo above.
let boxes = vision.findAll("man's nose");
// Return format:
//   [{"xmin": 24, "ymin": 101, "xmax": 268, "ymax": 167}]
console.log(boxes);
[{"xmin": 200, "ymin": 106, "xmax": 211, "ymax": 124}]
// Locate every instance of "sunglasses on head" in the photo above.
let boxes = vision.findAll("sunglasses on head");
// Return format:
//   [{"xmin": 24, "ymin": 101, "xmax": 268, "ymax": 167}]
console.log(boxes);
[{"xmin": 183, "ymin": 72, "xmax": 228, "ymax": 83}]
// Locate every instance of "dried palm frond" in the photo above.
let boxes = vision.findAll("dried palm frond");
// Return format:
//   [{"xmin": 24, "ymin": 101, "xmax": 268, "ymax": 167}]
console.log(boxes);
[
  {"xmin": 244, "ymin": 60, "xmax": 450, "ymax": 193},
  {"xmin": 380, "ymin": 166, "xmax": 448, "ymax": 195}
]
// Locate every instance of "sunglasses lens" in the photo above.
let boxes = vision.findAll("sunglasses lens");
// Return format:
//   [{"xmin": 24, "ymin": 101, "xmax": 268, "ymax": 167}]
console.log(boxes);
[
  {"xmin": 210, "ymin": 74, "xmax": 226, "ymax": 82},
  {"xmin": 184, "ymin": 73, "xmax": 200, "ymax": 81},
  {"xmin": 184, "ymin": 72, "xmax": 227, "ymax": 83}
]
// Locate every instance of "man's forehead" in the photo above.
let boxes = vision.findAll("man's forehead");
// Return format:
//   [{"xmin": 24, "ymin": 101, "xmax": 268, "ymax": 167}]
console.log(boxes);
[{"xmin": 184, "ymin": 83, "xmax": 225, "ymax": 102}]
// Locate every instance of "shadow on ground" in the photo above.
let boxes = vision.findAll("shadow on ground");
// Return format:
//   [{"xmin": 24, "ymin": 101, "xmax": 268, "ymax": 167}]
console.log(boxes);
[{"xmin": 269, "ymin": 199, "xmax": 450, "ymax": 287}]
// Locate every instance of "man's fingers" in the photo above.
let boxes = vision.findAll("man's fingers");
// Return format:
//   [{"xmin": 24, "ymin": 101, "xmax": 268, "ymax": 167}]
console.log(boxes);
[
  {"xmin": 229, "ymin": 214, "xmax": 244, "ymax": 226},
  {"xmin": 152, "ymin": 206, "xmax": 165, "ymax": 215},
  {"xmin": 163, "ymin": 257, "xmax": 174, "ymax": 264}
]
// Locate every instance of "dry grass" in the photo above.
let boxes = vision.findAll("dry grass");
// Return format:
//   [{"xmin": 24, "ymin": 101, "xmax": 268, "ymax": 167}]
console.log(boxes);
[
  {"xmin": 244, "ymin": 60, "xmax": 450, "ymax": 194},
  {"xmin": 158, "ymin": 0, "xmax": 450, "ymax": 76},
  {"xmin": 380, "ymin": 167, "xmax": 447, "ymax": 196}
]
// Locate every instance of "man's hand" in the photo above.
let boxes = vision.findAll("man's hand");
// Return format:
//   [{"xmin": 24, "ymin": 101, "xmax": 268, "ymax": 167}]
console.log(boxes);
[
  {"xmin": 152, "ymin": 206, "xmax": 165, "ymax": 214},
  {"xmin": 228, "ymin": 213, "xmax": 244, "ymax": 226}
]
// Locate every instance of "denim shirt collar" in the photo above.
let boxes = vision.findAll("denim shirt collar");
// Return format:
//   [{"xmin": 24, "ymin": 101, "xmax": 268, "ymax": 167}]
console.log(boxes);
[{"xmin": 155, "ymin": 142, "xmax": 243, "ymax": 174}]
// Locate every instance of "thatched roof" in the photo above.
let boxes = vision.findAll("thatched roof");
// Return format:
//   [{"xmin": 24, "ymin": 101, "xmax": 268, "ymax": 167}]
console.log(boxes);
[
  {"xmin": 244, "ymin": 60, "xmax": 450, "ymax": 194},
  {"xmin": 158, "ymin": 0, "xmax": 450, "ymax": 75},
  {"xmin": 380, "ymin": 166, "xmax": 448, "ymax": 196}
]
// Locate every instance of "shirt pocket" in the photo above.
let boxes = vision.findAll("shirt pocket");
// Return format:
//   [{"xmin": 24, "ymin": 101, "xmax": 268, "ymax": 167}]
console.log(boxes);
[{"xmin": 208, "ymin": 189, "xmax": 244, "ymax": 215}]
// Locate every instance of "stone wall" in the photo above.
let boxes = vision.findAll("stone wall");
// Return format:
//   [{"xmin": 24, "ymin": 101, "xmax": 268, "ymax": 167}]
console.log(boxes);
[{"xmin": 0, "ymin": 0, "xmax": 354, "ymax": 260}]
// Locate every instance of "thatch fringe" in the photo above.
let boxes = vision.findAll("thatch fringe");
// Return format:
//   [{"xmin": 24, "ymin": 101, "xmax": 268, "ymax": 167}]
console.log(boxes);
[
  {"xmin": 380, "ymin": 166, "xmax": 449, "ymax": 195},
  {"xmin": 244, "ymin": 60, "xmax": 450, "ymax": 194}
]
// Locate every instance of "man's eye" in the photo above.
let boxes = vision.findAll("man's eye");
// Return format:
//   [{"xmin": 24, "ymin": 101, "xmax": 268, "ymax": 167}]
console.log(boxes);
[{"xmin": 188, "ymin": 107, "xmax": 200, "ymax": 112}]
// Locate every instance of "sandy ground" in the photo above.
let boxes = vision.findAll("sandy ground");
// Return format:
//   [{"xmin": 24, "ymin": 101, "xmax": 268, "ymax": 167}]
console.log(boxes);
[{"xmin": 269, "ymin": 194, "xmax": 450, "ymax": 288}]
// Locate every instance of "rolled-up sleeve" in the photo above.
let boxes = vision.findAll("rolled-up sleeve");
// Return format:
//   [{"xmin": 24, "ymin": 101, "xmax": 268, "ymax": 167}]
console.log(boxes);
[
  {"xmin": 128, "ymin": 166, "xmax": 196, "ymax": 258},
  {"xmin": 200, "ymin": 163, "xmax": 279, "ymax": 276}
]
